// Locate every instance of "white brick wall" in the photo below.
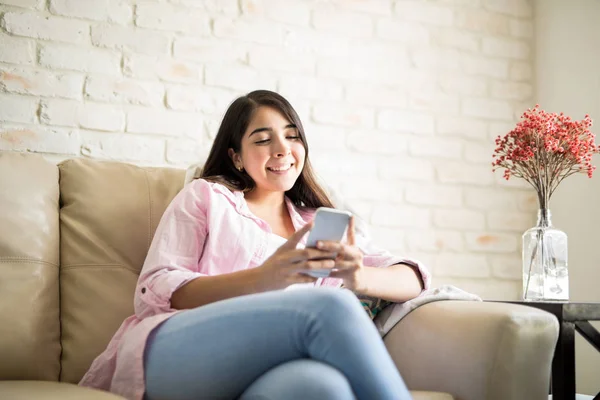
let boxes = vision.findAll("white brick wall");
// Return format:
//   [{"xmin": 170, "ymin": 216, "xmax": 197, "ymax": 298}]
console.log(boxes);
[
  {"xmin": 0, "ymin": 0, "xmax": 44, "ymax": 9},
  {"xmin": 241, "ymin": 0, "xmax": 312, "ymax": 26},
  {"xmin": 49, "ymin": 0, "xmax": 132, "ymax": 24},
  {"xmin": 40, "ymin": 99, "xmax": 125, "ymax": 131},
  {"xmin": 123, "ymin": 54, "xmax": 203, "ymax": 84},
  {"xmin": 84, "ymin": 76, "xmax": 164, "ymax": 107},
  {"xmin": 1, "ymin": 11, "xmax": 89, "ymax": 43},
  {"xmin": 39, "ymin": 43, "xmax": 121, "ymax": 76},
  {"xmin": 135, "ymin": 4, "xmax": 211, "ymax": 35},
  {"xmin": 0, "ymin": 65, "xmax": 84, "ymax": 99},
  {"xmin": 91, "ymin": 24, "xmax": 170, "ymax": 55},
  {"xmin": 312, "ymin": 6, "xmax": 374, "ymax": 38},
  {"xmin": 0, "ymin": 93, "xmax": 38, "ymax": 123},
  {"xmin": 0, "ymin": 0, "xmax": 537, "ymax": 300},
  {"xmin": 0, "ymin": 33, "xmax": 35, "ymax": 65}
]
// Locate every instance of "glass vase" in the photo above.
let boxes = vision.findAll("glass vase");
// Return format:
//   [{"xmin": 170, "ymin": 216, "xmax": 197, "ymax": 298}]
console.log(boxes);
[{"xmin": 522, "ymin": 209, "xmax": 569, "ymax": 302}]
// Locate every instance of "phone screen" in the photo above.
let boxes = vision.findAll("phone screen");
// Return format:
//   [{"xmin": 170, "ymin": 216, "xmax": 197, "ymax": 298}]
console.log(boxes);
[{"xmin": 305, "ymin": 208, "xmax": 352, "ymax": 248}]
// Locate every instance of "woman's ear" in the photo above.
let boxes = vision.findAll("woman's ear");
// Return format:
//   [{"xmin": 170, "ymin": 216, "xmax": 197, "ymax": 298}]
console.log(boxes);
[{"xmin": 228, "ymin": 148, "xmax": 241, "ymax": 169}]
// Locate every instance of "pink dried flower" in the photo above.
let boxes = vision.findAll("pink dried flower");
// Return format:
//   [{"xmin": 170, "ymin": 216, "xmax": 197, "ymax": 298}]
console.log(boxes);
[{"xmin": 492, "ymin": 105, "xmax": 599, "ymax": 208}]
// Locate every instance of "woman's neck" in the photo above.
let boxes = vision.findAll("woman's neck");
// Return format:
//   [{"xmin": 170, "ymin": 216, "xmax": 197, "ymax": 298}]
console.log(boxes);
[
  {"xmin": 244, "ymin": 190, "xmax": 295, "ymax": 237},
  {"xmin": 244, "ymin": 189, "xmax": 286, "ymax": 212}
]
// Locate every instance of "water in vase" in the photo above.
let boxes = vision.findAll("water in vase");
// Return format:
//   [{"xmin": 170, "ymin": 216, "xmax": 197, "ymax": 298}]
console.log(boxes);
[{"xmin": 522, "ymin": 209, "xmax": 569, "ymax": 302}]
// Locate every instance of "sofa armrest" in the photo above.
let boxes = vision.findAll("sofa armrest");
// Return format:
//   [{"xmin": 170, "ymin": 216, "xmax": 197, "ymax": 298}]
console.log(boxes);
[{"xmin": 381, "ymin": 300, "xmax": 558, "ymax": 400}]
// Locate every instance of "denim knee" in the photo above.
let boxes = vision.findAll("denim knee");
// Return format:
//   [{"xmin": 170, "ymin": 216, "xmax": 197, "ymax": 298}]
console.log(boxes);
[
  {"xmin": 240, "ymin": 359, "xmax": 355, "ymax": 400},
  {"xmin": 286, "ymin": 361, "xmax": 354, "ymax": 400},
  {"xmin": 307, "ymin": 288, "xmax": 365, "ymax": 321}
]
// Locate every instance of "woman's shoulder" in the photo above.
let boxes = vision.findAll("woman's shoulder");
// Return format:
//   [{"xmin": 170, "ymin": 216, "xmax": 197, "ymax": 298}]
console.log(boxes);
[
  {"xmin": 182, "ymin": 177, "xmax": 233, "ymax": 195},
  {"xmin": 179, "ymin": 178, "xmax": 241, "ymax": 210}
]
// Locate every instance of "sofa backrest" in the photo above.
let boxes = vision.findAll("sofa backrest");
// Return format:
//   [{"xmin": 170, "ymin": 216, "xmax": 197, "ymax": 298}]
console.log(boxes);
[
  {"xmin": 0, "ymin": 152, "xmax": 61, "ymax": 381},
  {"xmin": 58, "ymin": 158, "xmax": 184, "ymax": 383},
  {"xmin": 0, "ymin": 152, "xmax": 185, "ymax": 383}
]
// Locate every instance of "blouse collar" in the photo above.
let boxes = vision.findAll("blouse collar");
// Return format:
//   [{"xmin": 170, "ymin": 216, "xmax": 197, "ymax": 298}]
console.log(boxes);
[{"xmin": 209, "ymin": 181, "xmax": 313, "ymax": 232}]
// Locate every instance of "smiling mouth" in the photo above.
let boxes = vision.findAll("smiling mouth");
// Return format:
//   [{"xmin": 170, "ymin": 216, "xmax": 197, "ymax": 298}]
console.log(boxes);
[{"xmin": 267, "ymin": 164, "xmax": 293, "ymax": 172}]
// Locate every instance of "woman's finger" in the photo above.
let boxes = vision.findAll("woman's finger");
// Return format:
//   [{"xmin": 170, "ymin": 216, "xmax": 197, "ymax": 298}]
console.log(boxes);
[
  {"xmin": 305, "ymin": 259, "xmax": 336, "ymax": 270},
  {"xmin": 317, "ymin": 242, "xmax": 361, "ymax": 261},
  {"xmin": 331, "ymin": 260, "xmax": 358, "ymax": 272},
  {"xmin": 347, "ymin": 216, "xmax": 356, "ymax": 246},
  {"xmin": 284, "ymin": 248, "xmax": 337, "ymax": 263},
  {"xmin": 292, "ymin": 258, "xmax": 335, "ymax": 273},
  {"xmin": 316, "ymin": 240, "xmax": 344, "ymax": 253}
]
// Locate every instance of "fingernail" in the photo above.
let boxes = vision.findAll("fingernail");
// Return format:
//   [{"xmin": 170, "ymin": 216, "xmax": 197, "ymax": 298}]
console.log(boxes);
[{"xmin": 316, "ymin": 241, "xmax": 323, "ymax": 248}]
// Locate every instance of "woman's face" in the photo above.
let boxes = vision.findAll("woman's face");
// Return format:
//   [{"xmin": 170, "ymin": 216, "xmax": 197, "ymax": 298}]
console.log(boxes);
[{"xmin": 229, "ymin": 106, "xmax": 306, "ymax": 195}]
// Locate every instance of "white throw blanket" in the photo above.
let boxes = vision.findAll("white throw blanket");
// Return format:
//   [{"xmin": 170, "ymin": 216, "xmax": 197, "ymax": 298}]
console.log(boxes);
[{"xmin": 375, "ymin": 285, "xmax": 482, "ymax": 337}]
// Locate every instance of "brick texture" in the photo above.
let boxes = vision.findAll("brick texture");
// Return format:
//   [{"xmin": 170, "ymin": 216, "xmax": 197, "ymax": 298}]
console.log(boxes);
[
  {"xmin": 1, "ymin": 12, "xmax": 89, "ymax": 43},
  {"xmin": 0, "ymin": 34, "xmax": 36, "ymax": 65},
  {"xmin": 0, "ymin": 0, "xmax": 537, "ymax": 300}
]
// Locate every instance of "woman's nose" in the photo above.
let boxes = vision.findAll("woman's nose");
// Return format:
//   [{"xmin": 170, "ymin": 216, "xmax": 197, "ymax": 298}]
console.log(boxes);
[{"xmin": 273, "ymin": 139, "xmax": 291, "ymax": 157}]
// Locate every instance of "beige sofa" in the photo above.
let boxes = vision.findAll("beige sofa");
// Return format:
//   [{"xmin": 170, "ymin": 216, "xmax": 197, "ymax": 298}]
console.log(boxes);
[{"xmin": 0, "ymin": 152, "xmax": 559, "ymax": 400}]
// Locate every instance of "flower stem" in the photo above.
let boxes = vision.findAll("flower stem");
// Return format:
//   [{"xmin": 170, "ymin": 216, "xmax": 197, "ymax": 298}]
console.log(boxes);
[{"xmin": 524, "ymin": 230, "xmax": 539, "ymax": 299}]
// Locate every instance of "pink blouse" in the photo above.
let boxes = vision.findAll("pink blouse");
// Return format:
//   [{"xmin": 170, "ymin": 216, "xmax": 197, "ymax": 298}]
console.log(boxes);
[{"xmin": 79, "ymin": 179, "xmax": 431, "ymax": 400}]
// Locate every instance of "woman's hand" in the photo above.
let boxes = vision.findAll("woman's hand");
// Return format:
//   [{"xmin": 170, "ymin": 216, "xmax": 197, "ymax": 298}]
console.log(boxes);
[
  {"xmin": 259, "ymin": 222, "xmax": 338, "ymax": 290},
  {"xmin": 316, "ymin": 217, "xmax": 365, "ymax": 291}
]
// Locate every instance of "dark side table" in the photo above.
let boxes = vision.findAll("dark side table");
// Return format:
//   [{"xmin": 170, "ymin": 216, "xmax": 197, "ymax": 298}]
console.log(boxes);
[{"xmin": 501, "ymin": 301, "xmax": 600, "ymax": 400}]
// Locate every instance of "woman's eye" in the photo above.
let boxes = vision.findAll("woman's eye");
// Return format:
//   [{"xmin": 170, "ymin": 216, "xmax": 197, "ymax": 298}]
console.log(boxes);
[{"xmin": 255, "ymin": 136, "xmax": 300, "ymax": 144}]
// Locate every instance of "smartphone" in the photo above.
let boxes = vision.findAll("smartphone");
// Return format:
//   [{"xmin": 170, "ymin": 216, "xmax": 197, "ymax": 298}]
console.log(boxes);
[{"xmin": 303, "ymin": 207, "xmax": 352, "ymax": 278}]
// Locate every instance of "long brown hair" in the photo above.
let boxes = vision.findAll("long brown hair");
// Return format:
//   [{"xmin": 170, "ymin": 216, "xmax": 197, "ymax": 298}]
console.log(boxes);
[{"xmin": 200, "ymin": 90, "xmax": 334, "ymax": 209}]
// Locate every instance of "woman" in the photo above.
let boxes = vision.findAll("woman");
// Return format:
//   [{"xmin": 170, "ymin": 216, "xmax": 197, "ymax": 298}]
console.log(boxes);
[{"xmin": 80, "ymin": 90, "xmax": 430, "ymax": 400}]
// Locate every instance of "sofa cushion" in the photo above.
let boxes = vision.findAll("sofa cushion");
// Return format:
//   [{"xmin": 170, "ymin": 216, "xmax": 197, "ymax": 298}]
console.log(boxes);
[
  {"xmin": 0, "ymin": 152, "xmax": 61, "ymax": 380},
  {"xmin": 0, "ymin": 381, "xmax": 125, "ymax": 399},
  {"xmin": 58, "ymin": 158, "xmax": 184, "ymax": 383},
  {"xmin": 412, "ymin": 392, "xmax": 455, "ymax": 400},
  {"xmin": 0, "ymin": 381, "xmax": 454, "ymax": 400}
]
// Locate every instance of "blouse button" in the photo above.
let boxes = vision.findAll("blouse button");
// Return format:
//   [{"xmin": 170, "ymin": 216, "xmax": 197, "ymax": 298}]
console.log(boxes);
[{"xmin": 141, "ymin": 287, "xmax": 146, "ymax": 294}]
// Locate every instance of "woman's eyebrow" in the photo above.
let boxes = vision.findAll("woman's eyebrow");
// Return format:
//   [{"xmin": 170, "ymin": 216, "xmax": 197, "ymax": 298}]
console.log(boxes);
[
  {"xmin": 249, "ymin": 127, "xmax": 271, "ymax": 137},
  {"xmin": 249, "ymin": 124, "xmax": 297, "ymax": 137}
]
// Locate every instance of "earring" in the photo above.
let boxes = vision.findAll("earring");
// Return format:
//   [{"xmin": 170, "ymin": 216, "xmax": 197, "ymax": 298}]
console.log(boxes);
[{"xmin": 237, "ymin": 166, "xmax": 243, "ymax": 172}]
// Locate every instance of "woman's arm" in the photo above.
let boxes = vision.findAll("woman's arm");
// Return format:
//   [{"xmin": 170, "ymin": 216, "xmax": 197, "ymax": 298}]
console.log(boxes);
[
  {"xmin": 137, "ymin": 180, "xmax": 277, "ymax": 315},
  {"xmin": 137, "ymin": 183, "xmax": 334, "ymax": 314},
  {"xmin": 135, "ymin": 180, "xmax": 213, "ymax": 318},
  {"xmin": 351, "ymin": 263, "xmax": 423, "ymax": 303},
  {"xmin": 324, "ymin": 217, "xmax": 431, "ymax": 303},
  {"xmin": 171, "ymin": 221, "xmax": 331, "ymax": 310},
  {"xmin": 170, "ymin": 267, "xmax": 269, "ymax": 310}
]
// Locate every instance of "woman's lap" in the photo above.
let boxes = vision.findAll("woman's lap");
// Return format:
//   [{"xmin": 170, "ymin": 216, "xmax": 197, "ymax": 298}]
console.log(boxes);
[{"xmin": 144, "ymin": 288, "xmax": 409, "ymax": 400}]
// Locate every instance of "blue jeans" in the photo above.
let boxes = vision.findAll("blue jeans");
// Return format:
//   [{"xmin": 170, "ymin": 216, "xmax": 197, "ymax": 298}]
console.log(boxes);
[{"xmin": 144, "ymin": 288, "xmax": 411, "ymax": 400}]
